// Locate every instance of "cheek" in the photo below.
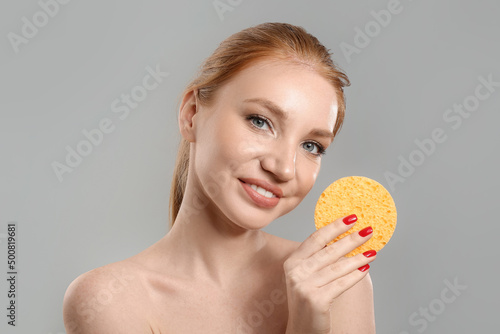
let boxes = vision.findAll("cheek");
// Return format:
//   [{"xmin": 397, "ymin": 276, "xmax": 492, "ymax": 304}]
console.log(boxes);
[
  {"xmin": 306, "ymin": 169, "xmax": 319, "ymax": 191},
  {"xmin": 234, "ymin": 133, "xmax": 266, "ymax": 158},
  {"xmin": 197, "ymin": 115, "xmax": 230, "ymax": 155},
  {"xmin": 197, "ymin": 115, "xmax": 254, "ymax": 171},
  {"xmin": 297, "ymin": 160, "xmax": 320, "ymax": 195},
  {"xmin": 227, "ymin": 121, "xmax": 269, "ymax": 159}
]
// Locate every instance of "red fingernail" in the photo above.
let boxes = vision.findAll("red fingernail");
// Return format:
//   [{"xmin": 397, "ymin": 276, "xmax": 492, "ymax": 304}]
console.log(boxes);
[
  {"xmin": 358, "ymin": 226, "xmax": 373, "ymax": 237},
  {"xmin": 342, "ymin": 214, "xmax": 357, "ymax": 225},
  {"xmin": 363, "ymin": 250, "xmax": 377, "ymax": 258},
  {"xmin": 358, "ymin": 264, "xmax": 370, "ymax": 272}
]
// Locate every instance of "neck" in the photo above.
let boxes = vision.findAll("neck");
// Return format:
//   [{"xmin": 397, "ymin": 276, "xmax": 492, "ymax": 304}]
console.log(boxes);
[{"xmin": 159, "ymin": 192, "xmax": 269, "ymax": 287}]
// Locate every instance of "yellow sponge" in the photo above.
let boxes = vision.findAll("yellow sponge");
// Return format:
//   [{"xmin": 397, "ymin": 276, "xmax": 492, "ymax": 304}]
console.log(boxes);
[{"xmin": 314, "ymin": 176, "xmax": 397, "ymax": 257}]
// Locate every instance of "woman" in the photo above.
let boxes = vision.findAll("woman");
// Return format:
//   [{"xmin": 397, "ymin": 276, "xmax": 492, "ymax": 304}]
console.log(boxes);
[{"xmin": 63, "ymin": 22, "xmax": 376, "ymax": 333}]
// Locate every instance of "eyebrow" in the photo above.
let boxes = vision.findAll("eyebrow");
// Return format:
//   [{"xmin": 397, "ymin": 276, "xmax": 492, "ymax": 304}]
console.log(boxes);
[
  {"xmin": 243, "ymin": 97, "xmax": 289, "ymax": 121},
  {"xmin": 243, "ymin": 97, "xmax": 335, "ymax": 141}
]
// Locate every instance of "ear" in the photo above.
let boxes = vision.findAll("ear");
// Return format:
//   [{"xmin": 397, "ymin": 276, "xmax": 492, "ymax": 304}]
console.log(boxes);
[{"xmin": 178, "ymin": 89, "xmax": 198, "ymax": 143}]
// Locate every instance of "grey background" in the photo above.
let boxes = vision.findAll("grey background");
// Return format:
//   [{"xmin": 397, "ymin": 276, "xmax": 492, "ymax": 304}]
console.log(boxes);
[{"xmin": 1, "ymin": 0, "xmax": 498, "ymax": 333}]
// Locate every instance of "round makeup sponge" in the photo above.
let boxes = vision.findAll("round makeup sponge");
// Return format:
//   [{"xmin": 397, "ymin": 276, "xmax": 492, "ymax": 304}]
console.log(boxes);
[{"xmin": 314, "ymin": 176, "xmax": 397, "ymax": 257}]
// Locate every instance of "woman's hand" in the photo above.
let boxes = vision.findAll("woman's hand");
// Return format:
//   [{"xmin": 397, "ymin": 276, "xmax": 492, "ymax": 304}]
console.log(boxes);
[{"xmin": 283, "ymin": 214, "xmax": 376, "ymax": 334}]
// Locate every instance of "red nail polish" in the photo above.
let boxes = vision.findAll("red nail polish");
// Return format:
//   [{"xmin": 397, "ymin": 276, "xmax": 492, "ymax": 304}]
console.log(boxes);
[
  {"xmin": 343, "ymin": 214, "xmax": 357, "ymax": 225},
  {"xmin": 363, "ymin": 250, "xmax": 377, "ymax": 258},
  {"xmin": 358, "ymin": 264, "xmax": 370, "ymax": 272},
  {"xmin": 358, "ymin": 226, "xmax": 373, "ymax": 237}
]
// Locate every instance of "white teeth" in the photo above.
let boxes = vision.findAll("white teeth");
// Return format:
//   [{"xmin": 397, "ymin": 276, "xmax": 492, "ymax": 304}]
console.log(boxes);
[
  {"xmin": 248, "ymin": 183, "xmax": 277, "ymax": 198},
  {"xmin": 256, "ymin": 187, "xmax": 267, "ymax": 196}
]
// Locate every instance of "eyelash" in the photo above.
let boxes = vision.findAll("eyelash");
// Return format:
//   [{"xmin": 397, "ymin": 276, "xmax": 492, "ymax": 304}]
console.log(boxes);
[{"xmin": 245, "ymin": 114, "xmax": 326, "ymax": 157}]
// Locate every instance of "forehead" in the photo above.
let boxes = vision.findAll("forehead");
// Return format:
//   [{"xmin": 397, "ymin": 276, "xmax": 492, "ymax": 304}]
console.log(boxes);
[{"xmin": 216, "ymin": 58, "xmax": 338, "ymax": 130}]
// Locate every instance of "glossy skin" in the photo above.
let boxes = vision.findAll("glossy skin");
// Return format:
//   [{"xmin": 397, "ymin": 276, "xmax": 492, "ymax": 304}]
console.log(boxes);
[{"xmin": 63, "ymin": 58, "xmax": 376, "ymax": 333}]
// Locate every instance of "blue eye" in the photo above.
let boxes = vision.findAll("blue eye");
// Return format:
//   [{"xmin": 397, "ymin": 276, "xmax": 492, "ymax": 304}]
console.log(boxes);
[
  {"xmin": 248, "ymin": 115, "xmax": 271, "ymax": 131},
  {"xmin": 302, "ymin": 142, "xmax": 326, "ymax": 157},
  {"xmin": 252, "ymin": 117, "xmax": 266, "ymax": 128}
]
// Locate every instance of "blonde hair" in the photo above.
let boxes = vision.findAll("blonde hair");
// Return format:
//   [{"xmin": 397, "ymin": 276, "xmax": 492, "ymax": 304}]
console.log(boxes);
[{"xmin": 169, "ymin": 22, "xmax": 350, "ymax": 227}]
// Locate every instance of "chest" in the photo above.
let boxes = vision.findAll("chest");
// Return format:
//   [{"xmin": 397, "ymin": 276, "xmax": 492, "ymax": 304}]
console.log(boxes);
[{"xmin": 147, "ymin": 278, "xmax": 289, "ymax": 334}]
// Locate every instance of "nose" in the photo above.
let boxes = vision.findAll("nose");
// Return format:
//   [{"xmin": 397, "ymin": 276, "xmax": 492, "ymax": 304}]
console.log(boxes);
[{"xmin": 260, "ymin": 142, "xmax": 296, "ymax": 182}]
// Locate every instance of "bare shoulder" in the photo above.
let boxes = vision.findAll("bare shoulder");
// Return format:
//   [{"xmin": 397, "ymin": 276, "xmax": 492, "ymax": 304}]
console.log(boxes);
[
  {"xmin": 262, "ymin": 231, "xmax": 301, "ymax": 261},
  {"xmin": 330, "ymin": 272, "xmax": 375, "ymax": 333},
  {"xmin": 63, "ymin": 260, "xmax": 149, "ymax": 334}
]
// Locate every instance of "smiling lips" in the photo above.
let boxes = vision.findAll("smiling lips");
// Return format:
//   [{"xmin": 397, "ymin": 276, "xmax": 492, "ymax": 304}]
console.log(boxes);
[{"xmin": 239, "ymin": 178, "xmax": 283, "ymax": 208}]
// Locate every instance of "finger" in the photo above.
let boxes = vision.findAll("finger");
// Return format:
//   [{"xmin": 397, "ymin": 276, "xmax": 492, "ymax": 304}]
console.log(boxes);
[
  {"xmin": 317, "ymin": 262, "xmax": 371, "ymax": 302},
  {"xmin": 294, "ymin": 225, "xmax": 374, "ymax": 276},
  {"xmin": 317, "ymin": 225, "xmax": 374, "ymax": 264},
  {"xmin": 291, "ymin": 214, "xmax": 359, "ymax": 260},
  {"xmin": 311, "ymin": 251, "xmax": 377, "ymax": 287}
]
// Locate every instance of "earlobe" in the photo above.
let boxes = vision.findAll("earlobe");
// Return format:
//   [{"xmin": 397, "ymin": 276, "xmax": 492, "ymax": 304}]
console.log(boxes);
[{"xmin": 178, "ymin": 89, "xmax": 198, "ymax": 143}]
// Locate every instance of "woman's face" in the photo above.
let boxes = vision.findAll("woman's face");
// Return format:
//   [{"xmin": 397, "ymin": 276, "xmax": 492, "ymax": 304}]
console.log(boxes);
[{"xmin": 188, "ymin": 58, "xmax": 338, "ymax": 230}]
